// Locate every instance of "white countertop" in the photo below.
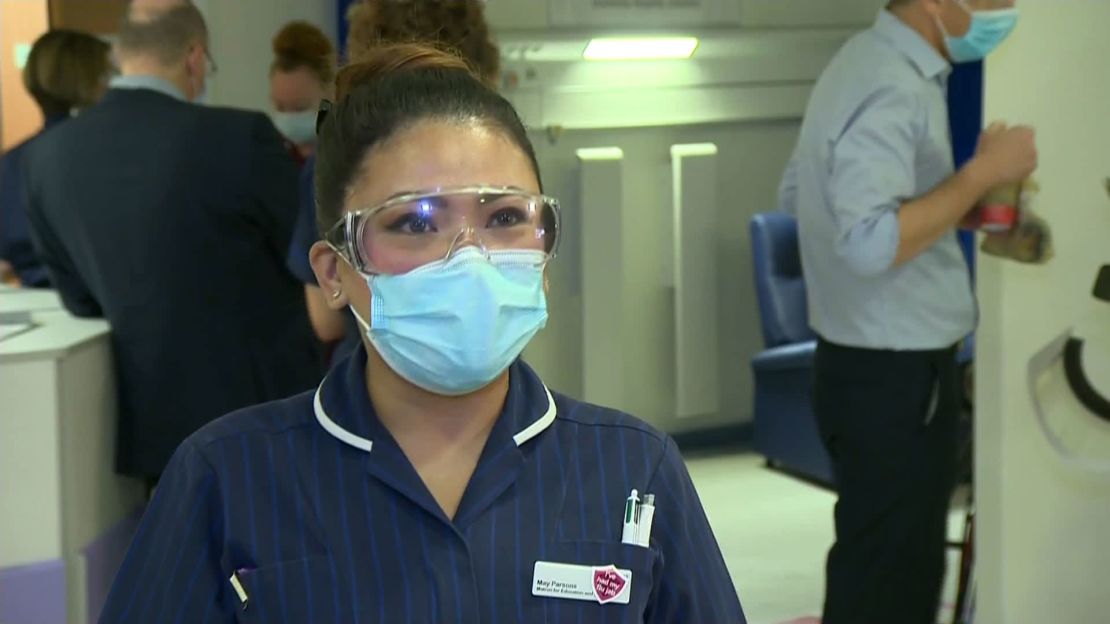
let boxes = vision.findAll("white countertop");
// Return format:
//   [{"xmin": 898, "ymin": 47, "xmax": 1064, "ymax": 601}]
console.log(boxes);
[
  {"xmin": 0, "ymin": 285, "xmax": 64, "ymax": 314},
  {"xmin": 0, "ymin": 292, "xmax": 110, "ymax": 362}
]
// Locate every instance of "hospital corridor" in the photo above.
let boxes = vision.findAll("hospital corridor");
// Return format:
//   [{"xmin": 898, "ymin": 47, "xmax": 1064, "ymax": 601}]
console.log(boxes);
[{"xmin": 1, "ymin": 0, "xmax": 1109, "ymax": 623}]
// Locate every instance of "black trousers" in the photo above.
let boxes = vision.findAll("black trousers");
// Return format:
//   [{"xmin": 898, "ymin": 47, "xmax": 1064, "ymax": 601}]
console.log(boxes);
[{"xmin": 814, "ymin": 337, "xmax": 960, "ymax": 624}]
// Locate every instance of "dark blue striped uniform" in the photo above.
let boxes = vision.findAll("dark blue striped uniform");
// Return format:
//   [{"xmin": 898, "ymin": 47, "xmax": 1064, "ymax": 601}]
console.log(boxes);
[{"xmin": 101, "ymin": 347, "xmax": 745, "ymax": 623}]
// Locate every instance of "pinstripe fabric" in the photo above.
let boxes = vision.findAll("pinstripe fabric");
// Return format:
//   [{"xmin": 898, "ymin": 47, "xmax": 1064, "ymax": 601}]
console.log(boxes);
[{"xmin": 100, "ymin": 348, "xmax": 745, "ymax": 623}]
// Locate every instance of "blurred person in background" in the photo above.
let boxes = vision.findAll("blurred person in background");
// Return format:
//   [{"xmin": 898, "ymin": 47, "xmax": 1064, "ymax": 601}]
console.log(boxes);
[
  {"xmin": 25, "ymin": 0, "xmax": 319, "ymax": 485},
  {"xmin": 270, "ymin": 20, "xmax": 335, "ymax": 166},
  {"xmin": 0, "ymin": 30, "xmax": 112, "ymax": 288},
  {"xmin": 287, "ymin": 0, "xmax": 502, "ymax": 362},
  {"xmin": 779, "ymin": 1, "xmax": 1030, "ymax": 621},
  {"xmin": 345, "ymin": 0, "xmax": 500, "ymax": 86},
  {"xmin": 267, "ymin": 20, "xmax": 351, "ymax": 347}
]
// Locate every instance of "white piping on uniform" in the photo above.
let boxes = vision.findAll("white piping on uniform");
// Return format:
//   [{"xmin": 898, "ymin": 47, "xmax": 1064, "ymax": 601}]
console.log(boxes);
[
  {"xmin": 313, "ymin": 384, "xmax": 374, "ymax": 453},
  {"xmin": 312, "ymin": 377, "xmax": 558, "ymax": 453},
  {"xmin": 512, "ymin": 384, "xmax": 557, "ymax": 446}
]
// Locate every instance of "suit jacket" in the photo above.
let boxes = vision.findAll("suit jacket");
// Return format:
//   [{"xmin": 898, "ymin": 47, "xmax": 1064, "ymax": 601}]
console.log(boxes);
[
  {"xmin": 26, "ymin": 87, "xmax": 321, "ymax": 478},
  {"xmin": 0, "ymin": 115, "xmax": 66, "ymax": 287}
]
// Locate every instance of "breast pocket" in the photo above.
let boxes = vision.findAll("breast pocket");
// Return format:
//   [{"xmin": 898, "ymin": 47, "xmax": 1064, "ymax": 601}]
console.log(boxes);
[
  {"xmin": 231, "ymin": 556, "xmax": 349, "ymax": 624},
  {"xmin": 525, "ymin": 540, "xmax": 660, "ymax": 624}
]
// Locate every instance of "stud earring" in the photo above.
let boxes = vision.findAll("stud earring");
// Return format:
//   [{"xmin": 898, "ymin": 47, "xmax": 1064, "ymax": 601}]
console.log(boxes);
[{"xmin": 331, "ymin": 290, "xmax": 342, "ymax": 300}]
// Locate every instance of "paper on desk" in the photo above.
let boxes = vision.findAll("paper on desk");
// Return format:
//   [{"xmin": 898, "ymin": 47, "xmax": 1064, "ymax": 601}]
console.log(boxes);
[{"xmin": 0, "ymin": 324, "xmax": 34, "ymax": 342}]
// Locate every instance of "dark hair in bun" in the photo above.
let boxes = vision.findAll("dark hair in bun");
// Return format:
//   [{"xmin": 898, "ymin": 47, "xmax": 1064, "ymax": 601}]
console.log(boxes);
[
  {"xmin": 314, "ymin": 42, "xmax": 539, "ymax": 236},
  {"xmin": 345, "ymin": 0, "xmax": 500, "ymax": 87},
  {"xmin": 271, "ymin": 21, "xmax": 335, "ymax": 85}
]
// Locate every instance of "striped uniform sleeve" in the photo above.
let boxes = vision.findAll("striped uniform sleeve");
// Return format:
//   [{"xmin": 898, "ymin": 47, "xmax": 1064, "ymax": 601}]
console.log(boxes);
[
  {"xmin": 99, "ymin": 441, "xmax": 231, "ymax": 624},
  {"xmin": 644, "ymin": 437, "xmax": 747, "ymax": 624}
]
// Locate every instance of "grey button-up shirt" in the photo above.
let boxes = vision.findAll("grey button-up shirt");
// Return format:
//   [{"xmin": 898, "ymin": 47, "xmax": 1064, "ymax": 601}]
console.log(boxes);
[{"xmin": 779, "ymin": 9, "xmax": 976, "ymax": 350}]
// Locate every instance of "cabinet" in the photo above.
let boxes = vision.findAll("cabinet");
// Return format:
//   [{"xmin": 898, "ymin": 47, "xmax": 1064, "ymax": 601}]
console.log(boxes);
[
  {"xmin": 550, "ymin": 0, "xmax": 741, "ymax": 28},
  {"xmin": 486, "ymin": 0, "xmax": 880, "ymax": 32},
  {"xmin": 0, "ymin": 287, "xmax": 145, "ymax": 624}
]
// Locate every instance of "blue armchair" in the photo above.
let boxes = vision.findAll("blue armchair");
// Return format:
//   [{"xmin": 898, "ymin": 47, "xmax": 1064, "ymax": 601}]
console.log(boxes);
[{"xmin": 749, "ymin": 213, "xmax": 834, "ymax": 486}]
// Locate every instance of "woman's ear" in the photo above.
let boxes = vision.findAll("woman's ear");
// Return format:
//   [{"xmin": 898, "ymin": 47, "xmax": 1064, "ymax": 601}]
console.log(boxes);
[{"xmin": 309, "ymin": 241, "xmax": 349, "ymax": 310}]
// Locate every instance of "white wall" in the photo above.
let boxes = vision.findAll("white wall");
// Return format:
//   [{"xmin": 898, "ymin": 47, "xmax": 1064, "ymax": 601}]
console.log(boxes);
[
  {"xmin": 976, "ymin": 3, "xmax": 1110, "ymax": 622},
  {"xmin": 192, "ymin": 0, "xmax": 336, "ymax": 112},
  {"xmin": 523, "ymin": 120, "xmax": 800, "ymax": 433}
]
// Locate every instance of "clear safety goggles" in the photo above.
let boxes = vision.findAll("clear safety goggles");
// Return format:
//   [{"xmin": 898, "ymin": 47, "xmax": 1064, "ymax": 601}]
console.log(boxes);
[{"xmin": 325, "ymin": 185, "xmax": 561, "ymax": 276}]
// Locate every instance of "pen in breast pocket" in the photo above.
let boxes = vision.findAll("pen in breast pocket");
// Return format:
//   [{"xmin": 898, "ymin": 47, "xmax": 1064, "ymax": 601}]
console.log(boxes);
[
  {"xmin": 637, "ymin": 494, "xmax": 655, "ymax": 547},
  {"xmin": 229, "ymin": 569, "xmax": 251, "ymax": 609},
  {"xmin": 621, "ymin": 489, "xmax": 640, "ymax": 544}
]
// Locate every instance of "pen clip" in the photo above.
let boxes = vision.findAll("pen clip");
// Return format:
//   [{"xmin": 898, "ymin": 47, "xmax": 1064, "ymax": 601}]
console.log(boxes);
[
  {"xmin": 636, "ymin": 493, "xmax": 656, "ymax": 548},
  {"xmin": 621, "ymin": 489, "xmax": 641, "ymax": 545},
  {"xmin": 229, "ymin": 570, "xmax": 250, "ymax": 610}
]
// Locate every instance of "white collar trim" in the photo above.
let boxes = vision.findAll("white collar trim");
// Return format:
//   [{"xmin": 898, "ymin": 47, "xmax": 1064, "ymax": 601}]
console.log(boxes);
[
  {"xmin": 513, "ymin": 384, "xmax": 558, "ymax": 446},
  {"xmin": 312, "ymin": 378, "xmax": 558, "ymax": 454},
  {"xmin": 313, "ymin": 387, "xmax": 374, "ymax": 453}
]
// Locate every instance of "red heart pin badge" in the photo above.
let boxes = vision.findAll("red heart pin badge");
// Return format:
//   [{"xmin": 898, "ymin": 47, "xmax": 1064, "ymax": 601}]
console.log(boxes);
[{"xmin": 592, "ymin": 565, "xmax": 627, "ymax": 604}]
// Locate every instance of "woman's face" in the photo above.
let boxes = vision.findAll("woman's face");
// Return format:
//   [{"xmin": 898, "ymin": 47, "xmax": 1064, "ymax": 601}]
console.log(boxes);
[
  {"xmin": 314, "ymin": 119, "xmax": 541, "ymax": 331},
  {"xmin": 269, "ymin": 66, "xmax": 325, "ymax": 113}
]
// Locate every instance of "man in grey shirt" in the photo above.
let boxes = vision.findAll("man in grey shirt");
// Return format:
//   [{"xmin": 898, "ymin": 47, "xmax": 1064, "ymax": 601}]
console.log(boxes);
[{"xmin": 779, "ymin": 1, "xmax": 1033, "ymax": 622}]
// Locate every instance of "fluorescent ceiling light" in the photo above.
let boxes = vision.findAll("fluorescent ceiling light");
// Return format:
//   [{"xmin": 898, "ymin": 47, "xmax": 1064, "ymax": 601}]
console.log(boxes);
[{"xmin": 583, "ymin": 37, "xmax": 699, "ymax": 61}]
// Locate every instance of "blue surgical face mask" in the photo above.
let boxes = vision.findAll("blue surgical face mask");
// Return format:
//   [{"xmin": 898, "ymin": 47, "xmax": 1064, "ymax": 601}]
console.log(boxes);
[
  {"xmin": 349, "ymin": 247, "xmax": 549, "ymax": 396},
  {"xmin": 271, "ymin": 110, "xmax": 318, "ymax": 146},
  {"xmin": 192, "ymin": 77, "xmax": 208, "ymax": 105},
  {"xmin": 939, "ymin": 2, "xmax": 1019, "ymax": 64}
]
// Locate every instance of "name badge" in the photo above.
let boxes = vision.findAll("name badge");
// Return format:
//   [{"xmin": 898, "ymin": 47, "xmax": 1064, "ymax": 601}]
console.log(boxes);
[{"xmin": 532, "ymin": 561, "xmax": 632, "ymax": 605}]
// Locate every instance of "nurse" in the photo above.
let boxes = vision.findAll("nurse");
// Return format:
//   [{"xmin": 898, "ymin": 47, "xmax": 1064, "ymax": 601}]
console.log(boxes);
[{"xmin": 100, "ymin": 43, "xmax": 746, "ymax": 623}]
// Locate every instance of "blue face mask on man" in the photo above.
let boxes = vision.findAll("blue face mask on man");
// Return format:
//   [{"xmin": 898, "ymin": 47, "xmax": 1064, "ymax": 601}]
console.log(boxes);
[
  {"xmin": 271, "ymin": 110, "xmax": 318, "ymax": 146},
  {"xmin": 939, "ymin": 1, "xmax": 1020, "ymax": 63},
  {"xmin": 349, "ymin": 247, "xmax": 549, "ymax": 396}
]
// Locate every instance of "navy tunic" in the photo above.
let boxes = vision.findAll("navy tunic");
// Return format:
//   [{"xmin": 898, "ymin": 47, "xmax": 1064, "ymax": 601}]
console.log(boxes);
[{"xmin": 101, "ymin": 348, "xmax": 746, "ymax": 623}]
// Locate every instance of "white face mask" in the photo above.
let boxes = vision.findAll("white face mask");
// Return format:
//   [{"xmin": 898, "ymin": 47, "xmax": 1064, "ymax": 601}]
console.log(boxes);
[
  {"xmin": 1028, "ymin": 312, "xmax": 1110, "ymax": 475},
  {"xmin": 270, "ymin": 110, "xmax": 317, "ymax": 146},
  {"xmin": 190, "ymin": 71, "xmax": 208, "ymax": 104}
]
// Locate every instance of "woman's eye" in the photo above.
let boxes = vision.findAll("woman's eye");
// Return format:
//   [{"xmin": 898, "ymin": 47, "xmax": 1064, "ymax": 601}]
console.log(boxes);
[
  {"xmin": 489, "ymin": 208, "xmax": 527, "ymax": 228},
  {"xmin": 388, "ymin": 214, "xmax": 436, "ymax": 234}
]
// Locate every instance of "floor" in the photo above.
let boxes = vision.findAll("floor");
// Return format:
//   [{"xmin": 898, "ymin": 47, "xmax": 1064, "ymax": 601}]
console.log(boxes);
[{"xmin": 686, "ymin": 451, "xmax": 970, "ymax": 624}]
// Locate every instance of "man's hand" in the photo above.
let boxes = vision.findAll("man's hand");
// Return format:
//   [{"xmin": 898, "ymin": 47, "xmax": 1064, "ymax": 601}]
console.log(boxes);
[
  {"xmin": 0, "ymin": 261, "xmax": 20, "ymax": 287},
  {"xmin": 894, "ymin": 122, "xmax": 1036, "ymax": 266},
  {"xmin": 969, "ymin": 122, "xmax": 1038, "ymax": 188}
]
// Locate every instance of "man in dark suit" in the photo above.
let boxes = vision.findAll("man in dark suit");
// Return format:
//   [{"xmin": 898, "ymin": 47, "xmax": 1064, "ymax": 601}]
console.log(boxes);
[{"xmin": 25, "ymin": 0, "xmax": 320, "ymax": 481}]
